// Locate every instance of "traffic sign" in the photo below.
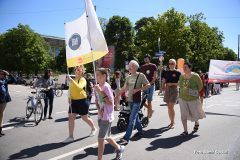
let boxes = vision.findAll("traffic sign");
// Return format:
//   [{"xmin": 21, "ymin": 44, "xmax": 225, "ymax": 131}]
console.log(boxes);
[{"xmin": 155, "ymin": 51, "xmax": 166, "ymax": 57}]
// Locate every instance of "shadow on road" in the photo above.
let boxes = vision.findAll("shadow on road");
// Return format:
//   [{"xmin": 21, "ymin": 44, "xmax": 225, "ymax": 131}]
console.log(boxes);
[
  {"xmin": 130, "ymin": 126, "xmax": 170, "ymax": 142},
  {"xmin": 54, "ymin": 116, "xmax": 81, "ymax": 123},
  {"xmin": 205, "ymin": 112, "xmax": 240, "ymax": 118},
  {"xmin": 72, "ymin": 144, "xmax": 114, "ymax": 160},
  {"xmin": 4, "ymin": 117, "xmax": 36, "ymax": 129},
  {"xmin": 111, "ymin": 126, "xmax": 124, "ymax": 135},
  {"xmin": 146, "ymin": 133, "xmax": 199, "ymax": 151},
  {"xmin": 8, "ymin": 136, "xmax": 88, "ymax": 160}
]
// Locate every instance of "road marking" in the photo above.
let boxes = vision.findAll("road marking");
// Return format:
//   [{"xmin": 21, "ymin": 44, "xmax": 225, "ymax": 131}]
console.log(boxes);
[
  {"xmin": 2, "ymin": 126, "xmax": 14, "ymax": 131},
  {"xmin": 55, "ymin": 111, "xmax": 67, "ymax": 115},
  {"xmin": 2, "ymin": 122, "xmax": 19, "ymax": 127},
  {"xmin": 203, "ymin": 103, "xmax": 223, "ymax": 109},
  {"xmin": 49, "ymin": 132, "xmax": 130, "ymax": 160}
]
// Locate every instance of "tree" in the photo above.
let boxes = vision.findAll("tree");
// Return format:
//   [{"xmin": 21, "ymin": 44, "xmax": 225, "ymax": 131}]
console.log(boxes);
[
  {"xmin": 55, "ymin": 47, "xmax": 67, "ymax": 73},
  {"xmin": 134, "ymin": 8, "xmax": 191, "ymax": 63},
  {"xmin": 188, "ymin": 13, "xmax": 225, "ymax": 71},
  {"xmin": 0, "ymin": 24, "xmax": 52, "ymax": 75},
  {"xmin": 99, "ymin": 17, "xmax": 108, "ymax": 33},
  {"xmin": 134, "ymin": 17, "xmax": 155, "ymax": 33},
  {"xmin": 134, "ymin": 17, "xmax": 157, "ymax": 61},
  {"xmin": 105, "ymin": 16, "xmax": 135, "ymax": 69},
  {"xmin": 222, "ymin": 48, "xmax": 237, "ymax": 61}
]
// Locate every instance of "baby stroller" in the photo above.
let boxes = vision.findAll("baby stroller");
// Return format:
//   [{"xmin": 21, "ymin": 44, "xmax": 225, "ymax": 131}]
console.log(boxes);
[{"xmin": 117, "ymin": 93, "xmax": 149, "ymax": 132}]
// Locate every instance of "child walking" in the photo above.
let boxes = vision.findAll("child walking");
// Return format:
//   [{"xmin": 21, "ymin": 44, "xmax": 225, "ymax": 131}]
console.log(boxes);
[{"xmin": 94, "ymin": 68, "xmax": 125, "ymax": 160}]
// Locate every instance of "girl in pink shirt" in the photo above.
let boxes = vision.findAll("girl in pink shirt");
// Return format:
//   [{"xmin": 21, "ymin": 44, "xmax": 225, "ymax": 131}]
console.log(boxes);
[{"xmin": 94, "ymin": 68, "xmax": 125, "ymax": 160}]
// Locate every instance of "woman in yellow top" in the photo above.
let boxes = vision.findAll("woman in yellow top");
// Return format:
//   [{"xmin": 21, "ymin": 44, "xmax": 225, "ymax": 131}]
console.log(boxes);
[{"xmin": 63, "ymin": 65, "xmax": 97, "ymax": 143}]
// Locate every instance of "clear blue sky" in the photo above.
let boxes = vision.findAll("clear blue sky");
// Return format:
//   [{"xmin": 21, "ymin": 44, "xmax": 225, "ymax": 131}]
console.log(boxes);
[{"xmin": 0, "ymin": 0, "xmax": 240, "ymax": 54}]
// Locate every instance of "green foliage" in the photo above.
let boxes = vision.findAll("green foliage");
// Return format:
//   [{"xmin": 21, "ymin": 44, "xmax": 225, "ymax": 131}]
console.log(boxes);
[
  {"xmin": 222, "ymin": 47, "xmax": 237, "ymax": 61},
  {"xmin": 55, "ymin": 47, "xmax": 67, "ymax": 73},
  {"xmin": 104, "ymin": 16, "xmax": 136, "ymax": 69},
  {"xmin": 0, "ymin": 24, "xmax": 52, "ymax": 75},
  {"xmin": 131, "ymin": 9, "xmax": 236, "ymax": 72}
]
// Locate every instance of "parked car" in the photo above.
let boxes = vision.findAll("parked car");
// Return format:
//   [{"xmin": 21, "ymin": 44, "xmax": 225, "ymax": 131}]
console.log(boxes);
[{"xmin": 7, "ymin": 75, "xmax": 17, "ymax": 84}]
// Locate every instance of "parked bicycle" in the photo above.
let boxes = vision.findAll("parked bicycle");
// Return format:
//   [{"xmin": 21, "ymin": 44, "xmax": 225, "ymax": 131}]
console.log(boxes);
[
  {"xmin": 26, "ymin": 88, "xmax": 46, "ymax": 125},
  {"xmin": 53, "ymin": 85, "xmax": 63, "ymax": 97}
]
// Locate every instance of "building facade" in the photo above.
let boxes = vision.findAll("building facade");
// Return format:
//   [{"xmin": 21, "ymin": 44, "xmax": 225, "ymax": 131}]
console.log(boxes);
[{"xmin": 41, "ymin": 34, "xmax": 65, "ymax": 57}]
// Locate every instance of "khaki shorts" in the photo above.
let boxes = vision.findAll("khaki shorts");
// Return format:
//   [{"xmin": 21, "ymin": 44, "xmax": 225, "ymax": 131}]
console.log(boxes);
[
  {"xmin": 98, "ymin": 119, "xmax": 112, "ymax": 139},
  {"xmin": 179, "ymin": 98, "xmax": 206, "ymax": 122},
  {"xmin": 164, "ymin": 86, "xmax": 178, "ymax": 103}
]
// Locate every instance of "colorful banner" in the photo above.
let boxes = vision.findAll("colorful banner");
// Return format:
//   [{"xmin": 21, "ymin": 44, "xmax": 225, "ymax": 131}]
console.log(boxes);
[
  {"xmin": 64, "ymin": 0, "xmax": 108, "ymax": 67},
  {"xmin": 96, "ymin": 46, "xmax": 115, "ymax": 69},
  {"xmin": 208, "ymin": 60, "xmax": 240, "ymax": 83}
]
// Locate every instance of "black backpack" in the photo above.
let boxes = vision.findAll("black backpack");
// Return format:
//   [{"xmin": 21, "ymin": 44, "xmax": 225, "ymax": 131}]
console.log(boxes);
[{"xmin": 111, "ymin": 78, "xmax": 117, "ymax": 90}]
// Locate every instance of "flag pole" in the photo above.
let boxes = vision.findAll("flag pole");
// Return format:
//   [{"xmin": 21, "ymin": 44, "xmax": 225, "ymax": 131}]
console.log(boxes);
[
  {"xmin": 66, "ymin": 64, "xmax": 73, "ymax": 114},
  {"xmin": 64, "ymin": 20, "xmax": 72, "ymax": 114},
  {"xmin": 84, "ymin": 0, "xmax": 97, "ymax": 83}
]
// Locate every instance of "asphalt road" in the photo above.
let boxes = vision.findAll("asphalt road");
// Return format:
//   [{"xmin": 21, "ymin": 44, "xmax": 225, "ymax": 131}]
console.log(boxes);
[{"xmin": 0, "ymin": 84, "xmax": 240, "ymax": 160}]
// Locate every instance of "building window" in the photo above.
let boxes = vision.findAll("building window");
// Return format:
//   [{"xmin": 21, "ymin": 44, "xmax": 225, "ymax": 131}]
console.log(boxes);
[{"xmin": 56, "ymin": 48, "xmax": 60, "ymax": 57}]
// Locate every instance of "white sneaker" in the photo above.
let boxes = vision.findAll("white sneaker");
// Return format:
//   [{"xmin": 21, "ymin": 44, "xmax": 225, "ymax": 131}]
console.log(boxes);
[
  {"xmin": 62, "ymin": 137, "xmax": 74, "ymax": 143},
  {"xmin": 89, "ymin": 128, "xmax": 97, "ymax": 137},
  {"xmin": 115, "ymin": 145, "xmax": 125, "ymax": 160}
]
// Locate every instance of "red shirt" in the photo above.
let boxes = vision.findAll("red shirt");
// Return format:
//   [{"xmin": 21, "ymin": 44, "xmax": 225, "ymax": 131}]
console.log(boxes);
[{"xmin": 140, "ymin": 63, "xmax": 157, "ymax": 83}]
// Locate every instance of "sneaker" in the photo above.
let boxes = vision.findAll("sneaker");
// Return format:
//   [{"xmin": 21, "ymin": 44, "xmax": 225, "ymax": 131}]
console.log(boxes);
[
  {"xmin": 89, "ymin": 128, "xmax": 97, "ymax": 137},
  {"xmin": 115, "ymin": 145, "xmax": 125, "ymax": 160},
  {"xmin": 62, "ymin": 137, "xmax": 74, "ymax": 143},
  {"xmin": 120, "ymin": 137, "xmax": 129, "ymax": 144}
]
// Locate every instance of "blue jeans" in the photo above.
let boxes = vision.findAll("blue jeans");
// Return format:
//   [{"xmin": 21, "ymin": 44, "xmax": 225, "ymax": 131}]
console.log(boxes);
[
  {"xmin": 123, "ymin": 102, "xmax": 143, "ymax": 141},
  {"xmin": 143, "ymin": 85, "xmax": 155, "ymax": 101},
  {"xmin": 44, "ymin": 89, "xmax": 54, "ymax": 118}
]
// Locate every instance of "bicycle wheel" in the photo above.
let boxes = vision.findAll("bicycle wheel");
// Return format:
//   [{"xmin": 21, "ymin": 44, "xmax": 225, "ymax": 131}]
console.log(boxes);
[
  {"xmin": 55, "ymin": 89, "xmax": 63, "ymax": 97},
  {"xmin": 26, "ymin": 99, "xmax": 33, "ymax": 119},
  {"xmin": 34, "ymin": 101, "xmax": 43, "ymax": 125}
]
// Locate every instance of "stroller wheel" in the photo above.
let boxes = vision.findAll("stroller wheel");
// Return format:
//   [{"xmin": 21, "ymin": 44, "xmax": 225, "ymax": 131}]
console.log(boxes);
[
  {"xmin": 142, "ymin": 117, "xmax": 149, "ymax": 128},
  {"xmin": 117, "ymin": 118, "xmax": 128, "ymax": 132}
]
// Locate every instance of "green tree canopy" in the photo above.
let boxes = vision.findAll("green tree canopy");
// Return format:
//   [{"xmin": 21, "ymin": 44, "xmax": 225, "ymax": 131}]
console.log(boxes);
[
  {"xmin": 104, "ymin": 16, "xmax": 135, "ymax": 69},
  {"xmin": 0, "ymin": 24, "xmax": 53, "ymax": 75}
]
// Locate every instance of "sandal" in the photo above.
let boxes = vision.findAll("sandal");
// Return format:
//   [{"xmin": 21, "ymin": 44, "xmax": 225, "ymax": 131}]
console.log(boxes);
[
  {"xmin": 193, "ymin": 124, "xmax": 199, "ymax": 132},
  {"xmin": 180, "ymin": 131, "xmax": 188, "ymax": 136},
  {"xmin": 114, "ymin": 107, "xmax": 120, "ymax": 111},
  {"xmin": 148, "ymin": 110, "xmax": 154, "ymax": 118},
  {"xmin": 168, "ymin": 123, "xmax": 175, "ymax": 129}
]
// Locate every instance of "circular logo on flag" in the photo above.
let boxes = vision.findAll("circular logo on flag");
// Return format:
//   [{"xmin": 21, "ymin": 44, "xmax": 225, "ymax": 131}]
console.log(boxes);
[{"xmin": 68, "ymin": 33, "xmax": 81, "ymax": 51}]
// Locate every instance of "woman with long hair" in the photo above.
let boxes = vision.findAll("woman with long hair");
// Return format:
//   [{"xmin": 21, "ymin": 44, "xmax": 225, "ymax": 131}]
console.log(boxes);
[{"xmin": 36, "ymin": 69, "xmax": 55, "ymax": 120}]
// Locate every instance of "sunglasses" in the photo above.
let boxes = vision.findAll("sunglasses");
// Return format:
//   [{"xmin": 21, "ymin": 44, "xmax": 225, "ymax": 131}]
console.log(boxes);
[{"xmin": 168, "ymin": 63, "xmax": 175, "ymax": 65}]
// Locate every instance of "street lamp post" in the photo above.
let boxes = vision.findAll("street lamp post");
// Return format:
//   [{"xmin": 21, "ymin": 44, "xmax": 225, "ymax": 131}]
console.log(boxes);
[{"xmin": 158, "ymin": 37, "xmax": 164, "ymax": 92}]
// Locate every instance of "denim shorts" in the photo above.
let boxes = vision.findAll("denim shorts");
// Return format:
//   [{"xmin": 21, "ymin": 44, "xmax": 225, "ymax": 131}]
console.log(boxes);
[{"xmin": 143, "ymin": 85, "xmax": 155, "ymax": 101}]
